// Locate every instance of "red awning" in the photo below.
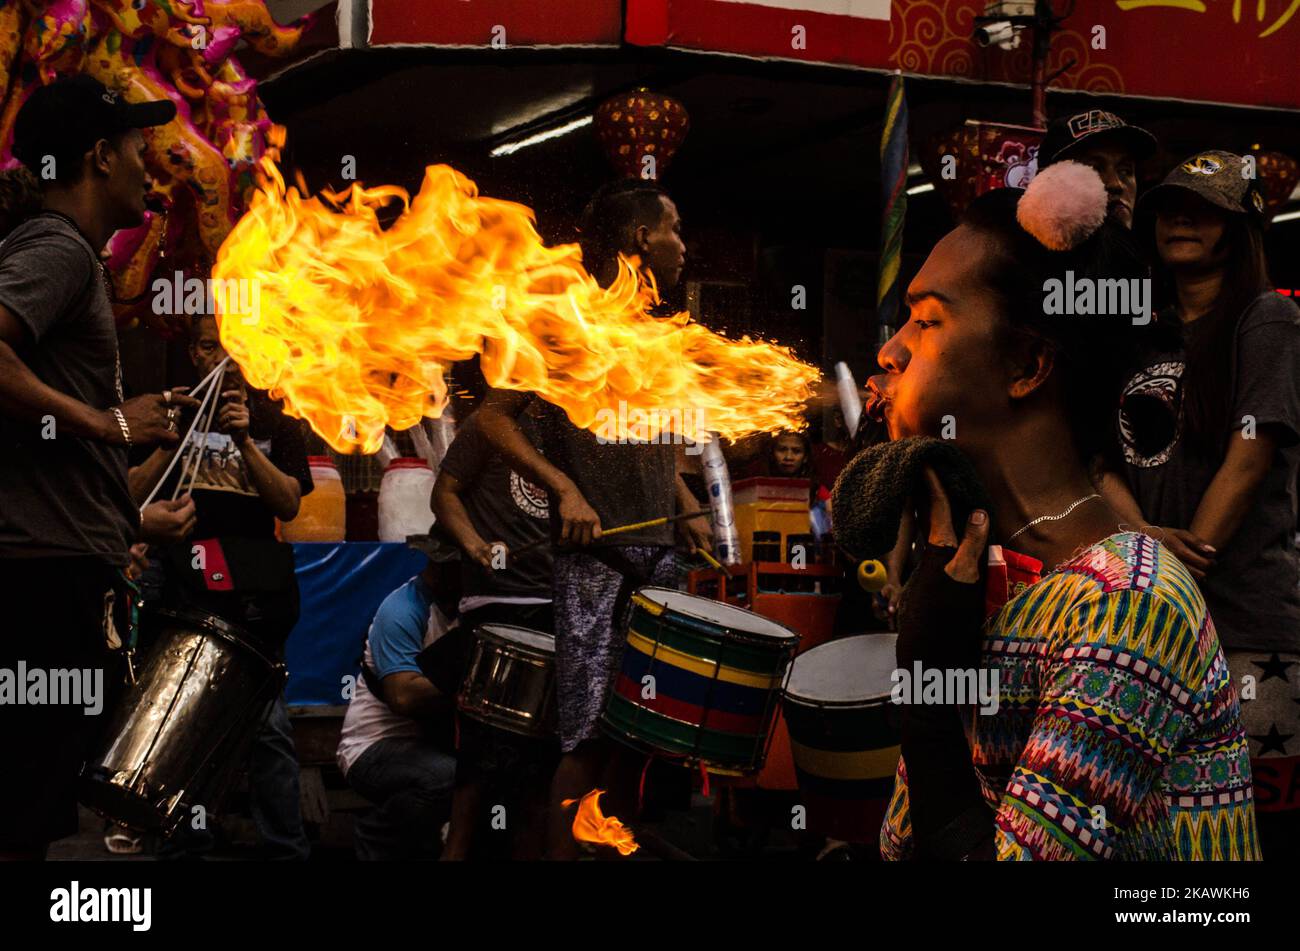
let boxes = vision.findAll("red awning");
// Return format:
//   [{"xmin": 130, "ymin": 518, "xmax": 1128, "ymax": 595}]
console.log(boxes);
[
  {"xmin": 368, "ymin": 0, "xmax": 623, "ymax": 46},
  {"xmin": 363, "ymin": 0, "xmax": 1299, "ymax": 112}
]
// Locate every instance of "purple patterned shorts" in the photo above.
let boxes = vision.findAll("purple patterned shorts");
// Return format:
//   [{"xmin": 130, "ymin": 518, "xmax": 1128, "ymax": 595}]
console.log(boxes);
[{"xmin": 553, "ymin": 546, "xmax": 678, "ymax": 753}]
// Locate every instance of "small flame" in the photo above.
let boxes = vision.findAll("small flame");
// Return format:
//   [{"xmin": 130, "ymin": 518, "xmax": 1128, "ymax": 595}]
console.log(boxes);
[
  {"xmin": 562, "ymin": 789, "xmax": 639, "ymax": 856},
  {"xmin": 212, "ymin": 158, "xmax": 820, "ymax": 453}
]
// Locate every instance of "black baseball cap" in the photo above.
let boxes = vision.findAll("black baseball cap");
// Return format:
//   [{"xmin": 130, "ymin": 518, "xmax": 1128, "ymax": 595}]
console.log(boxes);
[
  {"xmin": 1039, "ymin": 109, "xmax": 1157, "ymax": 168},
  {"xmin": 12, "ymin": 74, "xmax": 176, "ymax": 172}
]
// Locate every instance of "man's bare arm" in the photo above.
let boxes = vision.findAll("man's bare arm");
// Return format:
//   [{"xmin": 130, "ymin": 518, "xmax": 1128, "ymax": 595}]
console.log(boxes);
[
  {"xmin": 380, "ymin": 671, "xmax": 450, "ymax": 718},
  {"xmin": 0, "ymin": 305, "xmax": 117, "ymax": 439},
  {"xmin": 475, "ymin": 388, "xmax": 602, "ymax": 546},
  {"xmin": 432, "ymin": 469, "xmax": 496, "ymax": 569},
  {"xmin": 0, "ymin": 305, "xmax": 197, "ymax": 446},
  {"xmin": 475, "ymin": 390, "xmax": 570, "ymax": 493}
]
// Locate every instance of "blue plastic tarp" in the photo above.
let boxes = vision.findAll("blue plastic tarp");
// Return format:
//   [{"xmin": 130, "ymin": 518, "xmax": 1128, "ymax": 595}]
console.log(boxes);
[{"xmin": 284, "ymin": 542, "xmax": 427, "ymax": 706}]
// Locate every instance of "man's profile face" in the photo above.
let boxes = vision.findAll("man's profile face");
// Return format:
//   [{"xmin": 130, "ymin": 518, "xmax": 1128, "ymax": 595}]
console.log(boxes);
[
  {"xmin": 868, "ymin": 226, "xmax": 1011, "ymax": 445},
  {"xmin": 103, "ymin": 129, "xmax": 152, "ymax": 230},
  {"xmin": 1070, "ymin": 141, "xmax": 1138, "ymax": 229},
  {"xmin": 636, "ymin": 196, "xmax": 686, "ymax": 292}
]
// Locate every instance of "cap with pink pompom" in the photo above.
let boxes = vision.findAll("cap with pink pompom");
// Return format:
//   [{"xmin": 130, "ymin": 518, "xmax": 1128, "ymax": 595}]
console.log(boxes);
[{"xmin": 1015, "ymin": 161, "xmax": 1109, "ymax": 251}]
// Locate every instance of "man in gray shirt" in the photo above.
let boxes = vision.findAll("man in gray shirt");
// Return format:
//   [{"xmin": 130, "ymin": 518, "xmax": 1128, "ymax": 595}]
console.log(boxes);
[{"xmin": 0, "ymin": 76, "xmax": 193, "ymax": 858}]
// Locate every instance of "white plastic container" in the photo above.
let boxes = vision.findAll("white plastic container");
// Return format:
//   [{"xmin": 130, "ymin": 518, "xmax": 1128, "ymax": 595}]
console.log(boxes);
[{"xmin": 378, "ymin": 458, "xmax": 436, "ymax": 542}]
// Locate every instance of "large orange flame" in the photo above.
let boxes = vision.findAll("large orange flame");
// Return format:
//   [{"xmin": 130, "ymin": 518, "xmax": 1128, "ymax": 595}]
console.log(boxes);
[
  {"xmin": 562, "ymin": 789, "xmax": 639, "ymax": 856},
  {"xmin": 211, "ymin": 158, "xmax": 821, "ymax": 453}
]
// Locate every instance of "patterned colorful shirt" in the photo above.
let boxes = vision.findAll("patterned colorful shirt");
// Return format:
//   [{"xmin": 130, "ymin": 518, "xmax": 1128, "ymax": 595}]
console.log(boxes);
[{"xmin": 881, "ymin": 532, "xmax": 1260, "ymax": 860}]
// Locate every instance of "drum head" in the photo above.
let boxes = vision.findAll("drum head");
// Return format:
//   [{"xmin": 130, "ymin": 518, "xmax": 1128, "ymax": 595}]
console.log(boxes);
[
  {"xmin": 636, "ymin": 587, "xmax": 798, "ymax": 642},
  {"xmin": 151, "ymin": 606, "xmax": 251, "ymax": 643},
  {"xmin": 479, "ymin": 623, "xmax": 555, "ymax": 654},
  {"xmin": 786, "ymin": 634, "xmax": 897, "ymax": 705}
]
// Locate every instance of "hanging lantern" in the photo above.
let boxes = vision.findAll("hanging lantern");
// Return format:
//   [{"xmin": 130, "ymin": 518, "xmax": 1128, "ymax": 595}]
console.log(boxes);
[
  {"xmin": 594, "ymin": 87, "xmax": 690, "ymax": 180},
  {"xmin": 1254, "ymin": 150, "xmax": 1299, "ymax": 215}
]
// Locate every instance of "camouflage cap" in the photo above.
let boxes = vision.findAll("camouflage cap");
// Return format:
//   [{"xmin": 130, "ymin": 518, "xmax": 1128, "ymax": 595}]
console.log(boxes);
[{"xmin": 1136, "ymin": 150, "xmax": 1269, "ymax": 227}]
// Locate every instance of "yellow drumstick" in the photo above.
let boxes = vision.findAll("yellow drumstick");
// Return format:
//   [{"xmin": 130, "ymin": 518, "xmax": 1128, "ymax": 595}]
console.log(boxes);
[
  {"xmin": 603, "ymin": 512, "xmax": 702, "ymax": 537},
  {"xmin": 857, "ymin": 559, "xmax": 887, "ymax": 593},
  {"xmin": 694, "ymin": 547, "xmax": 725, "ymax": 571},
  {"xmin": 511, "ymin": 511, "xmax": 704, "ymax": 556}
]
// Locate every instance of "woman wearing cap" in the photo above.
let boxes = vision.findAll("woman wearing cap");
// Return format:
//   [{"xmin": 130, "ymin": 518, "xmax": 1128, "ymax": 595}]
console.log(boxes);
[
  {"xmin": 859, "ymin": 161, "xmax": 1258, "ymax": 860},
  {"xmin": 1098, "ymin": 150, "xmax": 1300, "ymax": 857}
]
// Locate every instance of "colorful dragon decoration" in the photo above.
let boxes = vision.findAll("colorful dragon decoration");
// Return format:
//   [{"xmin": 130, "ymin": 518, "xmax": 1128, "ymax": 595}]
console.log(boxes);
[{"xmin": 0, "ymin": 0, "xmax": 312, "ymax": 334}]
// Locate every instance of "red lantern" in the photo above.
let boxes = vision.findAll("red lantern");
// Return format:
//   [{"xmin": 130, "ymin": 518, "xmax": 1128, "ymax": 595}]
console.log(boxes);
[
  {"xmin": 594, "ymin": 88, "xmax": 690, "ymax": 180},
  {"xmin": 1254, "ymin": 150, "xmax": 1299, "ymax": 215}
]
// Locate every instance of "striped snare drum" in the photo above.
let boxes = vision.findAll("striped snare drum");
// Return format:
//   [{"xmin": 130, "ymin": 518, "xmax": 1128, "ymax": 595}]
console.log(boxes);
[
  {"xmin": 783, "ymin": 633, "xmax": 901, "ymax": 843},
  {"xmin": 600, "ymin": 587, "xmax": 799, "ymax": 776}
]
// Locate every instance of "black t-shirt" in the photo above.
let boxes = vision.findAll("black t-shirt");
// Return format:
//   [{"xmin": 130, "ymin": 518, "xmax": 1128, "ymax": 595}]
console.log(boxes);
[
  {"xmin": 533, "ymin": 399, "xmax": 676, "ymax": 548},
  {"xmin": 0, "ymin": 215, "xmax": 136, "ymax": 566},
  {"xmin": 1119, "ymin": 292, "xmax": 1300, "ymax": 651},
  {"xmin": 440, "ymin": 407, "xmax": 551, "ymax": 599},
  {"xmin": 160, "ymin": 392, "xmax": 313, "ymax": 541}
]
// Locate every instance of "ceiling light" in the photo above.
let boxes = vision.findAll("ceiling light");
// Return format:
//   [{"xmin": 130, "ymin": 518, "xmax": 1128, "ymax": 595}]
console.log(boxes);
[{"xmin": 490, "ymin": 116, "xmax": 594, "ymax": 158}]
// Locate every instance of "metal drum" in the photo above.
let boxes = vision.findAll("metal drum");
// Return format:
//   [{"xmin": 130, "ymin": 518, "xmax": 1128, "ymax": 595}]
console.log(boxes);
[
  {"xmin": 600, "ymin": 587, "xmax": 799, "ymax": 776},
  {"xmin": 79, "ymin": 608, "xmax": 285, "ymax": 835},
  {"xmin": 783, "ymin": 633, "xmax": 901, "ymax": 843},
  {"xmin": 457, "ymin": 624, "xmax": 556, "ymax": 737}
]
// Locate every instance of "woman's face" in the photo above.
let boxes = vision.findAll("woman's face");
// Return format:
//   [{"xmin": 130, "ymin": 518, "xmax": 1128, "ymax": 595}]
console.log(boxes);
[
  {"xmin": 1154, "ymin": 191, "xmax": 1229, "ymax": 271},
  {"xmin": 866, "ymin": 225, "xmax": 1014, "ymax": 446},
  {"xmin": 773, "ymin": 435, "xmax": 807, "ymax": 475}
]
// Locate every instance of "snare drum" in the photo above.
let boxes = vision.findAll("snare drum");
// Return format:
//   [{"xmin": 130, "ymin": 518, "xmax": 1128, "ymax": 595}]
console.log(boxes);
[
  {"xmin": 600, "ymin": 587, "xmax": 799, "ymax": 776},
  {"xmin": 457, "ymin": 624, "xmax": 556, "ymax": 737},
  {"xmin": 783, "ymin": 634, "xmax": 901, "ymax": 843},
  {"xmin": 80, "ymin": 608, "xmax": 285, "ymax": 834}
]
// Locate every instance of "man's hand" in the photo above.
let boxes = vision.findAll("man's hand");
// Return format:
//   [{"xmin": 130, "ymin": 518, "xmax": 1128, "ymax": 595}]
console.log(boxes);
[
  {"xmin": 216, "ymin": 388, "xmax": 251, "ymax": 444},
  {"xmin": 895, "ymin": 466, "xmax": 990, "ymax": 672},
  {"xmin": 871, "ymin": 579, "xmax": 903, "ymax": 628},
  {"xmin": 676, "ymin": 510, "xmax": 713, "ymax": 555},
  {"xmin": 109, "ymin": 391, "xmax": 201, "ymax": 447},
  {"xmin": 468, "ymin": 539, "xmax": 506, "ymax": 571},
  {"xmin": 125, "ymin": 542, "xmax": 150, "ymax": 581},
  {"xmin": 557, "ymin": 486, "xmax": 601, "ymax": 547},
  {"xmin": 918, "ymin": 467, "xmax": 989, "ymax": 583},
  {"xmin": 140, "ymin": 495, "xmax": 197, "ymax": 543},
  {"xmin": 894, "ymin": 467, "xmax": 997, "ymax": 858},
  {"xmin": 1146, "ymin": 525, "xmax": 1215, "ymax": 580}
]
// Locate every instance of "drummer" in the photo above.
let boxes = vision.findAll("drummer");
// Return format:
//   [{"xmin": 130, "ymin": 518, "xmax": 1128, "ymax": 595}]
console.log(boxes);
[
  {"xmin": 128, "ymin": 312, "xmax": 313, "ymax": 861},
  {"xmin": 428, "ymin": 398, "xmax": 555, "ymax": 860},
  {"xmin": 0, "ymin": 77, "xmax": 192, "ymax": 860},
  {"xmin": 475, "ymin": 179, "xmax": 713, "ymax": 859},
  {"xmin": 335, "ymin": 535, "xmax": 462, "ymax": 860}
]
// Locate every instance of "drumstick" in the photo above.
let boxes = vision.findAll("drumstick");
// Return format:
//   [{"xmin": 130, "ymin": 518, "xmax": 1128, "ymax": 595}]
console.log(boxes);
[
  {"xmin": 694, "ymin": 547, "xmax": 726, "ymax": 571},
  {"xmin": 511, "ymin": 511, "xmax": 706, "ymax": 556}
]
